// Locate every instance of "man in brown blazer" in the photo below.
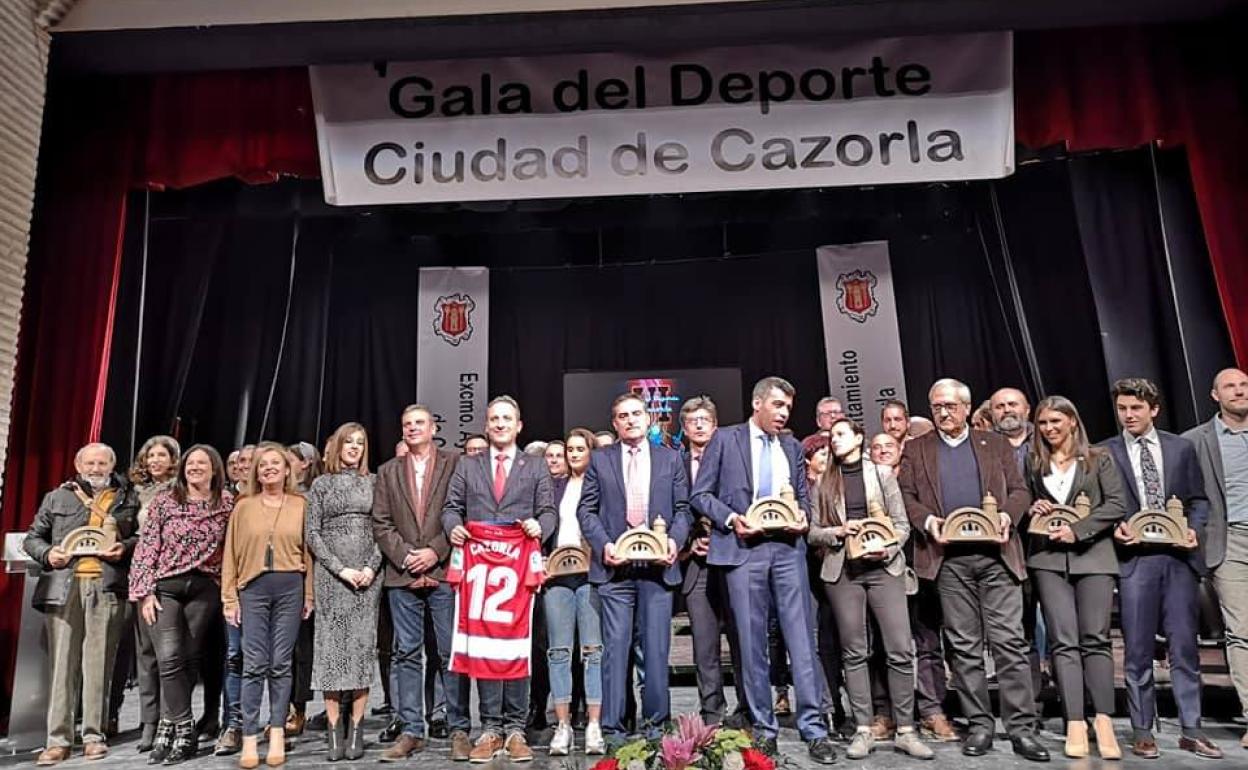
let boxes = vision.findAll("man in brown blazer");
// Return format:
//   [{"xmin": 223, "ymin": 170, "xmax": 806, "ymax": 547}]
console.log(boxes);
[
  {"xmin": 372, "ymin": 404, "xmax": 465, "ymax": 761},
  {"xmin": 898, "ymin": 379, "xmax": 1048, "ymax": 762}
]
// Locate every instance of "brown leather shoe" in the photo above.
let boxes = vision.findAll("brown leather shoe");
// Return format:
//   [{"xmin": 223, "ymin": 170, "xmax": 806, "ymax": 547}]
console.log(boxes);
[
  {"xmin": 468, "ymin": 732, "xmax": 504, "ymax": 764},
  {"xmin": 379, "ymin": 734, "xmax": 424, "ymax": 762},
  {"xmin": 450, "ymin": 731, "xmax": 472, "ymax": 762},
  {"xmin": 83, "ymin": 742, "xmax": 109, "ymax": 760},
  {"xmin": 1131, "ymin": 737, "xmax": 1160, "ymax": 759},
  {"xmin": 774, "ymin": 690, "xmax": 792, "ymax": 717},
  {"xmin": 504, "ymin": 732, "xmax": 533, "ymax": 762},
  {"xmin": 1240, "ymin": 730, "xmax": 1248, "ymax": 750},
  {"xmin": 35, "ymin": 747, "xmax": 70, "ymax": 766},
  {"xmin": 1179, "ymin": 735, "xmax": 1223, "ymax": 759},
  {"xmin": 284, "ymin": 707, "xmax": 306, "ymax": 736},
  {"xmin": 870, "ymin": 715, "xmax": 896, "ymax": 741},
  {"xmin": 920, "ymin": 713, "xmax": 958, "ymax": 742}
]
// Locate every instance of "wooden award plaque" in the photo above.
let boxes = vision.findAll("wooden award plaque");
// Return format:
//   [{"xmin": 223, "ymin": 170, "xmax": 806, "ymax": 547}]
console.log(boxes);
[
  {"xmin": 744, "ymin": 484, "xmax": 805, "ymax": 531},
  {"xmin": 1028, "ymin": 492, "xmax": 1092, "ymax": 536},
  {"xmin": 941, "ymin": 493, "xmax": 1003, "ymax": 543},
  {"xmin": 1125, "ymin": 496, "xmax": 1189, "ymax": 545},
  {"xmin": 59, "ymin": 516, "xmax": 118, "ymax": 557},
  {"xmin": 546, "ymin": 544, "xmax": 590, "ymax": 576},
  {"xmin": 846, "ymin": 500, "xmax": 900, "ymax": 560},
  {"xmin": 613, "ymin": 517, "xmax": 670, "ymax": 562}
]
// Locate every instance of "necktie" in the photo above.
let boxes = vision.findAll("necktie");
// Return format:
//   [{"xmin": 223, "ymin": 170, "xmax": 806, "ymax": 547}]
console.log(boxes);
[
  {"xmin": 626, "ymin": 446, "xmax": 646, "ymax": 527},
  {"xmin": 758, "ymin": 434, "xmax": 773, "ymax": 498},
  {"xmin": 1139, "ymin": 437, "xmax": 1163, "ymax": 509},
  {"xmin": 493, "ymin": 454, "xmax": 507, "ymax": 503}
]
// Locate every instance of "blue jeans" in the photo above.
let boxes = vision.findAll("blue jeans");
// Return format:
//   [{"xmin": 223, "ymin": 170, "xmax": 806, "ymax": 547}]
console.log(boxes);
[
  {"xmin": 544, "ymin": 581, "xmax": 603, "ymax": 706},
  {"xmin": 387, "ymin": 584, "xmax": 466, "ymax": 739},
  {"xmin": 223, "ymin": 622, "xmax": 242, "ymax": 729}
]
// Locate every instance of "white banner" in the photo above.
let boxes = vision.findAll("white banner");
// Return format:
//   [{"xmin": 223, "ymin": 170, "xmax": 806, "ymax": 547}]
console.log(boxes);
[
  {"xmin": 417, "ymin": 267, "xmax": 489, "ymax": 450},
  {"xmin": 310, "ymin": 32, "xmax": 1013, "ymax": 205},
  {"xmin": 816, "ymin": 243, "xmax": 907, "ymax": 433}
]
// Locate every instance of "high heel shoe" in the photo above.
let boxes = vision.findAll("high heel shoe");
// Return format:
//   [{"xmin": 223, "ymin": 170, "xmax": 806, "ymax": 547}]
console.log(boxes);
[
  {"xmin": 1092, "ymin": 714, "xmax": 1121, "ymax": 760},
  {"xmin": 1064, "ymin": 720, "xmax": 1089, "ymax": 758},
  {"xmin": 344, "ymin": 718, "xmax": 365, "ymax": 761}
]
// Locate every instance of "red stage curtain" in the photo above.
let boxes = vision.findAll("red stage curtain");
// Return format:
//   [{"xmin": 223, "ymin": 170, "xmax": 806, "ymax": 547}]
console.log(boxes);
[
  {"xmin": 1015, "ymin": 25, "xmax": 1248, "ymax": 365},
  {"xmin": 0, "ymin": 69, "xmax": 314, "ymax": 724}
]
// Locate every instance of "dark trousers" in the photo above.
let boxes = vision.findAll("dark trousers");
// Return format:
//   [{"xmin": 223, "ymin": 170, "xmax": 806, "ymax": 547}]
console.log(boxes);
[
  {"xmin": 1120, "ymin": 553, "xmax": 1203, "ymax": 730},
  {"xmin": 290, "ymin": 618, "xmax": 314, "ymax": 706},
  {"xmin": 135, "ymin": 608, "xmax": 161, "ymax": 724},
  {"xmin": 387, "ymin": 584, "xmax": 467, "ymax": 738},
  {"xmin": 201, "ymin": 612, "xmax": 224, "ymax": 725},
  {"xmin": 239, "ymin": 572, "xmax": 303, "ymax": 736},
  {"xmin": 599, "ymin": 573, "xmax": 674, "ymax": 738},
  {"xmin": 378, "ymin": 598, "xmax": 394, "ymax": 709},
  {"xmin": 684, "ymin": 562, "xmax": 748, "ymax": 724},
  {"xmin": 479, "ymin": 678, "xmax": 530, "ymax": 736},
  {"xmin": 937, "ymin": 554, "xmax": 1037, "ymax": 735},
  {"xmin": 109, "ymin": 602, "xmax": 137, "ymax": 722},
  {"xmin": 910, "ymin": 581, "xmax": 947, "ymax": 719},
  {"xmin": 151, "ymin": 572, "xmax": 221, "ymax": 722},
  {"xmin": 815, "ymin": 594, "xmax": 845, "ymax": 719},
  {"xmin": 725, "ymin": 540, "xmax": 828, "ymax": 741},
  {"xmin": 825, "ymin": 567, "xmax": 915, "ymax": 728},
  {"xmin": 527, "ymin": 593, "xmax": 551, "ymax": 729},
  {"xmin": 1033, "ymin": 570, "xmax": 1115, "ymax": 721}
]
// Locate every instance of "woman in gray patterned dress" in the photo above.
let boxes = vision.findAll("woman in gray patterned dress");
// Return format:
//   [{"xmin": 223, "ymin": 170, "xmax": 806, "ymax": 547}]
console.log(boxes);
[{"xmin": 304, "ymin": 422, "xmax": 381, "ymax": 761}]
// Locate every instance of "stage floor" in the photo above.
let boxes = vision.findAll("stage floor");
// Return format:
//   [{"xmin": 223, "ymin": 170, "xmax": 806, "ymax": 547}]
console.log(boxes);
[{"xmin": 6, "ymin": 628, "xmax": 1244, "ymax": 768}]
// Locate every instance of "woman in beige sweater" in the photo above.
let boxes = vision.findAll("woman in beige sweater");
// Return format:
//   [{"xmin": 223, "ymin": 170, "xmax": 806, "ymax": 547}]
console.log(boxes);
[{"xmin": 221, "ymin": 442, "xmax": 313, "ymax": 769}]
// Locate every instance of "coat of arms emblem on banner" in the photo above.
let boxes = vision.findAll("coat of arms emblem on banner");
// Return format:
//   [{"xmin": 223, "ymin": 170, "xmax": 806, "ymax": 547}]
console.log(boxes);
[
  {"xmin": 835, "ymin": 270, "xmax": 879, "ymax": 323},
  {"xmin": 434, "ymin": 293, "xmax": 476, "ymax": 345}
]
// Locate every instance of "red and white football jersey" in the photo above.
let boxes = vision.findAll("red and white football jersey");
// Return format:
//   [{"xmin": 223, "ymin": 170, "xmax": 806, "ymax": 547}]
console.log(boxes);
[{"xmin": 445, "ymin": 521, "xmax": 547, "ymax": 680}]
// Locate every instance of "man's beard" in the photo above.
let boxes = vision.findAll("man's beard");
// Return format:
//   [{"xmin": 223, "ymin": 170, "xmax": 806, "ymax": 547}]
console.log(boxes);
[
  {"xmin": 83, "ymin": 474, "xmax": 110, "ymax": 489},
  {"xmin": 995, "ymin": 415, "xmax": 1024, "ymax": 434},
  {"xmin": 1224, "ymin": 402, "xmax": 1248, "ymax": 420}
]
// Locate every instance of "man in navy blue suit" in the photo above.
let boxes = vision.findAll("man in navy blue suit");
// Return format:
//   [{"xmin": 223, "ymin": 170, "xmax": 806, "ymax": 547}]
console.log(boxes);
[
  {"xmin": 1102, "ymin": 378, "xmax": 1223, "ymax": 760},
  {"xmin": 578, "ymin": 393, "xmax": 692, "ymax": 742},
  {"xmin": 691, "ymin": 376, "xmax": 837, "ymax": 764}
]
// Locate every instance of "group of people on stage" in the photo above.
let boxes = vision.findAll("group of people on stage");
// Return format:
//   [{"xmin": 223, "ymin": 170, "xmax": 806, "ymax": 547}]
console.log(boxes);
[{"xmin": 22, "ymin": 367, "xmax": 1248, "ymax": 766}]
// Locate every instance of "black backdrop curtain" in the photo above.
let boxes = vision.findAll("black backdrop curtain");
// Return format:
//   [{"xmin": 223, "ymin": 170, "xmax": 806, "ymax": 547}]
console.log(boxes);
[{"xmin": 100, "ymin": 148, "xmax": 1232, "ymax": 463}]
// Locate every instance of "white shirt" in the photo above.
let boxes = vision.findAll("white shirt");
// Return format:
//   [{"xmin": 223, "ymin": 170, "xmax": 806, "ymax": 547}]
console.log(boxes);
[
  {"xmin": 748, "ymin": 420, "xmax": 791, "ymax": 500},
  {"xmin": 490, "ymin": 447, "xmax": 515, "ymax": 479},
  {"xmin": 1043, "ymin": 460, "xmax": 1078, "ymax": 505},
  {"xmin": 410, "ymin": 453, "xmax": 430, "ymax": 491},
  {"xmin": 1125, "ymin": 427, "xmax": 1164, "ymax": 507},
  {"xmin": 621, "ymin": 440, "xmax": 651, "ymax": 514},
  {"xmin": 938, "ymin": 427, "xmax": 971, "ymax": 448},
  {"xmin": 557, "ymin": 476, "xmax": 584, "ymax": 548}
]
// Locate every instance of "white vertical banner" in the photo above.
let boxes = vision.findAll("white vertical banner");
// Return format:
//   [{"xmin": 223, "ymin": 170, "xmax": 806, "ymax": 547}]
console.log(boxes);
[
  {"xmin": 816, "ymin": 242, "xmax": 907, "ymax": 433},
  {"xmin": 417, "ymin": 267, "xmax": 489, "ymax": 450}
]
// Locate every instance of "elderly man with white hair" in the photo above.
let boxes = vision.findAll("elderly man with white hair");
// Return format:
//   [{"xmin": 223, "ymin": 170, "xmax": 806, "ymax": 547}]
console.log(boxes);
[{"xmin": 24, "ymin": 442, "xmax": 140, "ymax": 765}]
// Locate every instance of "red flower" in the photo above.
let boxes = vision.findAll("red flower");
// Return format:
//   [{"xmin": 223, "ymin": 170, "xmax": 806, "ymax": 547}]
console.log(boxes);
[
  {"xmin": 589, "ymin": 759, "xmax": 619, "ymax": 770},
  {"xmin": 742, "ymin": 748, "xmax": 775, "ymax": 770}
]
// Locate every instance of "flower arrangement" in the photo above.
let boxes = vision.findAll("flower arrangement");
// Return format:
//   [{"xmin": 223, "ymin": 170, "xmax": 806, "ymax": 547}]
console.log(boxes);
[{"xmin": 588, "ymin": 714, "xmax": 777, "ymax": 770}]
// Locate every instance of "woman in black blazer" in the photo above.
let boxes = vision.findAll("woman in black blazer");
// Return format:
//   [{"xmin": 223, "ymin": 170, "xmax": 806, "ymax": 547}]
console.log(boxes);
[{"xmin": 1023, "ymin": 396, "xmax": 1127, "ymax": 760}]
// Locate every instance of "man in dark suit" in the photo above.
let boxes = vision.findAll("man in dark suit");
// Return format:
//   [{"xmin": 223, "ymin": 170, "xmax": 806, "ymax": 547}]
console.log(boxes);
[
  {"xmin": 442, "ymin": 395, "xmax": 557, "ymax": 763},
  {"xmin": 372, "ymin": 405, "xmax": 464, "ymax": 761},
  {"xmin": 677, "ymin": 396, "xmax": 750, "ymax": 727},
  {"xmin": 898, "ymin": 378, "xmax": 1048, "ymax": 762},
  {"xmin": 1103, "ymin": 377, "xmax": 1222, "ymax": 759},
  {"xmin": 578, "ymin": 393, "xmax": 691, "ymax": 741},
  {"xmin": 1183, "ymin": 367, "xmax": 1248, "ymax": 751},
  {"xmin": 691, "ymin": 376, "xmax": 837, "ymax": 764}
]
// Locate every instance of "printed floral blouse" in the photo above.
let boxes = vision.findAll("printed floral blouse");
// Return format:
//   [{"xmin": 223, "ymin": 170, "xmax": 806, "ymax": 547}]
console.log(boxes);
[{"xmin": 128, "ymin": 488, "xmax": 235, "ymax": 601}]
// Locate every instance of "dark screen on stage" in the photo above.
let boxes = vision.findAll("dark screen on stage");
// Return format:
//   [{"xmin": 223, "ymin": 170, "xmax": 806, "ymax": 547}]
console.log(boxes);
[{"xmin": 562, "ymin": 368, "xmax": 743, "ymax": 445}]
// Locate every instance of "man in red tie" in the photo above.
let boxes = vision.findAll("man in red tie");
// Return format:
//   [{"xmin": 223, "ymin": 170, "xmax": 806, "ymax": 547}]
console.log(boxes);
[
  {"xmin": 442, "ymin": 396, "xmax": 556, "ymax": 763},
  {"xmin": 577, "ymin": 393, "xmax": 692, "ymax": 743}
]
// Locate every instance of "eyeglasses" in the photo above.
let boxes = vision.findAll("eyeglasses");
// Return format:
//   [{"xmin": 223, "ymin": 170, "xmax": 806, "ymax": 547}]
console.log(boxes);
[
  {"xmin": 686, "ymin": 416, "xmax": 715, "ymax": 425},
  {"xmin": 930, "ymin": 403, "xmax": 963, "ymax": 414}
]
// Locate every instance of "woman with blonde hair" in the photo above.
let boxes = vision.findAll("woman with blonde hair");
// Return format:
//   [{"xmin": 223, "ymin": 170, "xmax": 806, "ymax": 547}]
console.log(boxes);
[
  {"xmin": 1024, "ymin": 396, "xmax": 1127, "ymax": 759},
  {"xmin": 221, "ymin": 443, "xmax": 313, "ymax": 769},
  {"xmin": 305, "ymin": 423, "xmax": 381, "ymax": 761}
]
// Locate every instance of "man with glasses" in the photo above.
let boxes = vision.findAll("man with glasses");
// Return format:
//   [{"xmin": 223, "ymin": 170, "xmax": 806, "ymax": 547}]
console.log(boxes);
[
  {"xmin": 897, "ymin": 379, "xmax": 1048, "ymax": 762},
  {"xmin": 813, "ymin": 397, "xmax": 846, "ymax": 435}
]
